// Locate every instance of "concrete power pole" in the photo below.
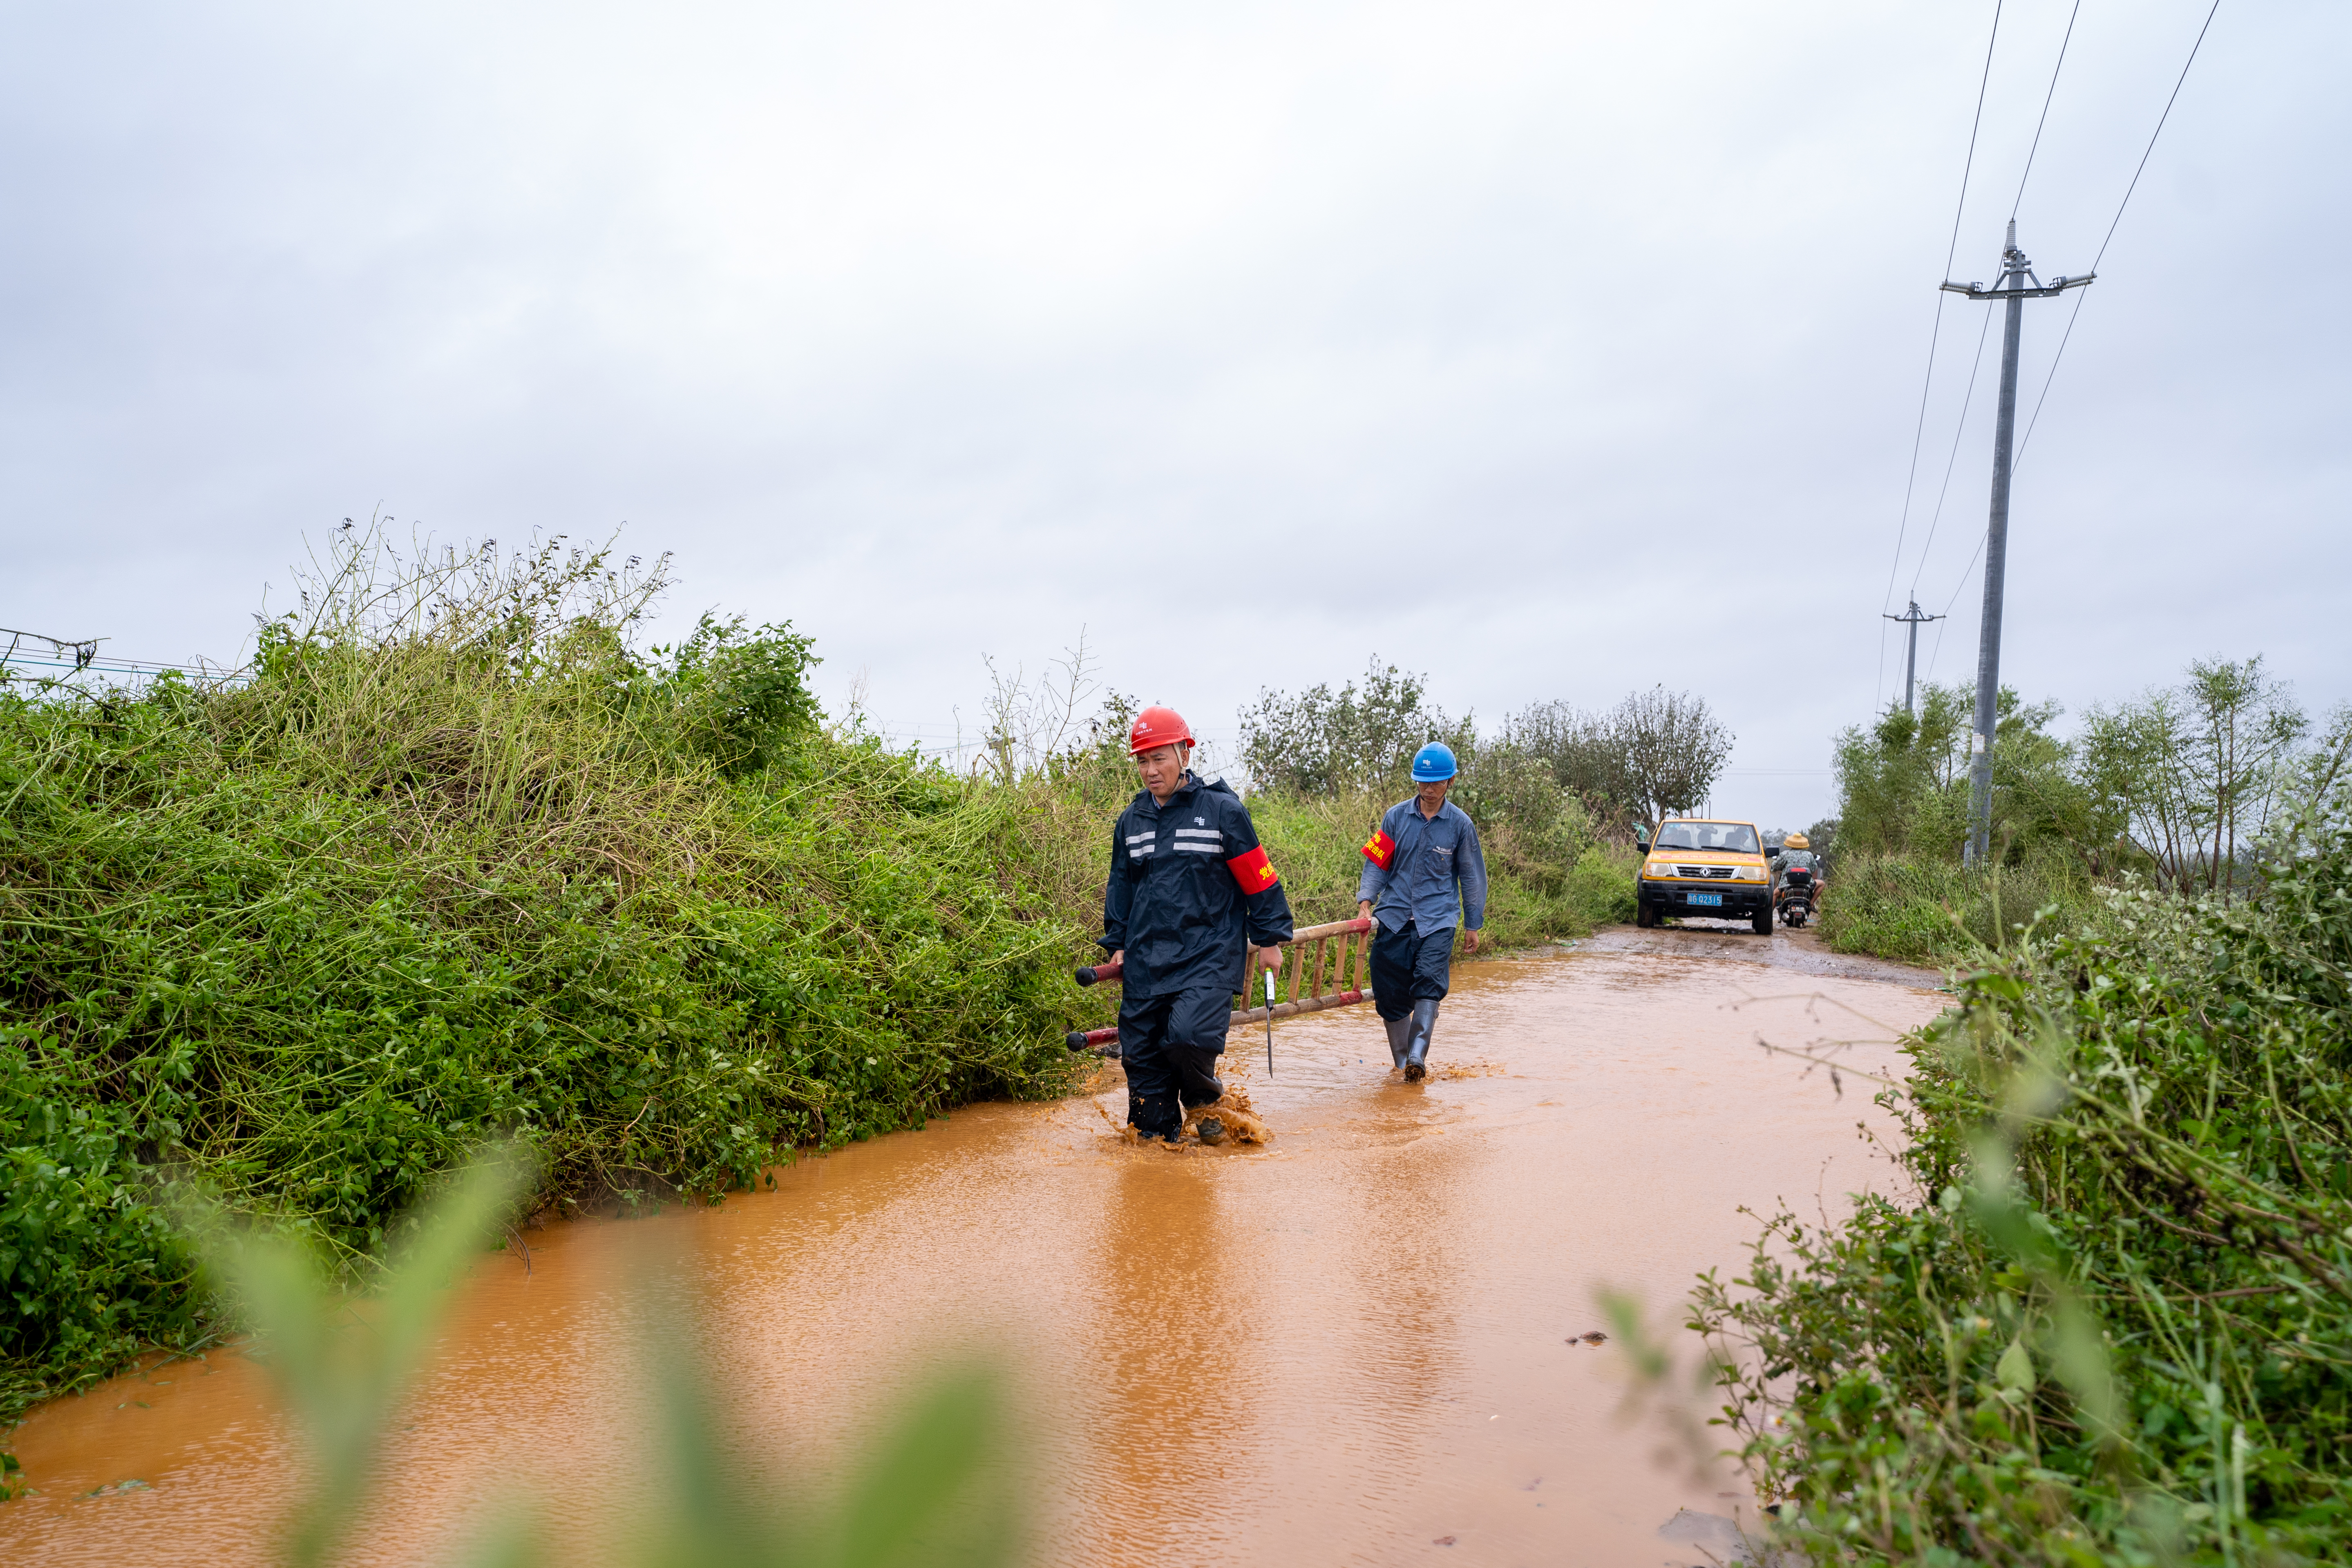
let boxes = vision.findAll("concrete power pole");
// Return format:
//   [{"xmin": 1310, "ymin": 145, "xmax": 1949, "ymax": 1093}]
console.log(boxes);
[
  {"xmin": 1941, "ymin": 221, "xmax": 2091, "ymax": 867},
  {"xmin": 1881, "ymin": 599, "xmax": 1945, "ymax": 717}
]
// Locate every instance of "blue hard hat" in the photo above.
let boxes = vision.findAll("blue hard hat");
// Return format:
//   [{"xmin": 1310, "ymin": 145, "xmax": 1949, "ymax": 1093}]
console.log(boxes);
[{"xmin": 1410, "ymin": 742, "xmax": 1458, "ymax": 782}]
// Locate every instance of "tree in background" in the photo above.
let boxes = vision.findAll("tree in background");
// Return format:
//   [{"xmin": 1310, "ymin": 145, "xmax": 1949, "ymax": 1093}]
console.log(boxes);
[
  {"xmin": 1829, "ymin": 683, "xmax": 1972, "ymax": 857},
  {"xmin": 1831, "ymin": 682, "xmax": 2110, "ymax": 866},
  {"xmin": 1237, "ymin": 658, "xmax": 1475, "ymax": 796},
  {"xmin": 1230, "ymin": 660, "xmax": 1637, "ymax": 931},
  {"xmin": 1507, "ymin": 687, "xmax": 1733, "ymax": 824},
  {"xmin": 1613, "ymin": 686, "xmax": 1735, "ymax": 822},
  {"xmin": 2079, "ymin": 655, "xmax": 2310, "ymax": 895},
  {"xmin": 1829, "ymin": 656, "xmax": 2332, "ymax": 886},
  {"xmin": 1506, "ymin": 699, "xmax": 1628, "ymax": 808}
]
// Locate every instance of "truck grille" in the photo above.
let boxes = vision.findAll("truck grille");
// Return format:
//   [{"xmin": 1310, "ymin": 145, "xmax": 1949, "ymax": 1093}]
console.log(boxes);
[{"xmin": 1675, "ymin": 866, "xmax": 1735, "ymax": 879}]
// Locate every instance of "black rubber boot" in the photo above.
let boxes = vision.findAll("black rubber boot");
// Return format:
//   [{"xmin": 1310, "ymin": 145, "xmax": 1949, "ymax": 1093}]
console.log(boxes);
[
  {"xmin": 1403, "ymin": 1000, "xmax": 1438, "ymax": 1082},
  {"xmin": 1130, "ymin": 1091, "xmax": 1182, "ymax": 1143},
  {"xmin": 1383, "ymin": 1015, "xmax": 1413, "ymax": 1072}
]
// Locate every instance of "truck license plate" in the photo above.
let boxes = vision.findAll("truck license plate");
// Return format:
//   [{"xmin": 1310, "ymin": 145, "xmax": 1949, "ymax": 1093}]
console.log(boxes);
[{"xmin": 1687, "ymin": 892, "xmax": 1723, "ymax": 906}]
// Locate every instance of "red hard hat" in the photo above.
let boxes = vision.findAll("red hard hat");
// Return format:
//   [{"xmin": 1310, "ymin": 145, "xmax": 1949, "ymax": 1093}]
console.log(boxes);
[{"xmin": 1128, "ymin": 705, "xmax": 1195, "ymax": 756}]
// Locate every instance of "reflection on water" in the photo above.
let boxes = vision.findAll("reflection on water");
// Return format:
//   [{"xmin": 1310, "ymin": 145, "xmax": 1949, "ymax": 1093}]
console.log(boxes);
[
  {"xmin": 1, "ymin": 948, "xmax": 1947, "ymax": 1566},
  {"xmin": 1087, "ymin": 1157, "xmax": 1254, "ymax": 1559}
]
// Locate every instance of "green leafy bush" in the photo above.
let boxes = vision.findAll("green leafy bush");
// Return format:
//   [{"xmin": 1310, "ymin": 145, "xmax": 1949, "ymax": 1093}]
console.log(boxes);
[
  {"xmin": 1697, "ymin": 774, "xmax": 2352, "ymax": 1562},
  {"xmin": 0, "ymin": 1041, "xmax": 201, "ymax": 1391},
  {"xmin": 1833, "ymin": 684, "xmax": 2114, "ymax": 868},
  {"xmin": 1565, "ymin": 845, "xmax": 1639, "ymax": 926},
  {"xmin": 1816, "ymin": 852, "xmax": 2098, "ymax": 966},
  {"xmin": 0, "ymin": 534, "xmax": 1086, "ymax": 1445}
]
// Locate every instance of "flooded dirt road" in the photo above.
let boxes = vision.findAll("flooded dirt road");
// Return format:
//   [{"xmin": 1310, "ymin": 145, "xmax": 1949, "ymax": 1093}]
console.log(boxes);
[{"xmin": 2, "ymin": 937, "xmax": 1948, "ymax": 1566}]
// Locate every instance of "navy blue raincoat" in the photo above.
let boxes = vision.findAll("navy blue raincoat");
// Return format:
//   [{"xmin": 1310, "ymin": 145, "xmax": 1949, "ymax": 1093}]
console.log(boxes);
[{"xmin": 1101, "ymin": 773, "xmax": 1294, "ymax": 998}]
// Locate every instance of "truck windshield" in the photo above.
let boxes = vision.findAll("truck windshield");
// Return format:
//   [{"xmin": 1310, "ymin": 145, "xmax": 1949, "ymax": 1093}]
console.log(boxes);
[{"xmin": 1654, "ymin": 822, "xmax": 1760, "ymax": 854}]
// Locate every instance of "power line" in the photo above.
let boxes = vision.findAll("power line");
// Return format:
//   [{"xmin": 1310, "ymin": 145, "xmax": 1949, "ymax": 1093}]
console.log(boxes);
[
  {"xmin": 1906, "ymin": 1, "xmax": 2076, "ymax": 613},
  {"xmin": 0, "ymin": 624, "xmax": 270, "ymax": 687},
  {"xmin": 2092, "ymin": 0, "xmax": 2224, "ymax": 274},
  {"xmin": 2012, "ymin": 289, "xmax": 2089, "ymax": 469},
  {"xmin": 1876, "ymin": 0, "xmax": 2006, "ymax": 715},
  {"xmin": 2009, "ymin": 0, "xmax": 2084, "ymax": 220},
  {"xmin": 1929, "ymin": 0, "xmax": 2227, "ymax": 675},
  {"xmin": 0, "ymin": 624, "xmax": 105, "ymax": 672},
  {"xmin": 2014, "ymin": 0, "xmax": 2225, "ymax": 470},
  {"xmin": 1907, "ymin": 304, "xmax": 1999, "ymax": 598},
  {"xmin": 1921, "ymin": 528, "xmax": 1983, "ymax": 690},
  {"xmin": 0, "ymin": 630, "xmax": 232, "ymax": 681}
]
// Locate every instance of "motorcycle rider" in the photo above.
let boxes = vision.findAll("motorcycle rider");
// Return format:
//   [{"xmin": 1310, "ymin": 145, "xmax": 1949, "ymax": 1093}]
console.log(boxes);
[
  {"xmin": 1770, "ymin": 831, "xmax": 1820, "ymax": 922},
  {"xmin": 1770, "ymin": 831, "xmax": 1817, "ymax": 882},
  {"xmin": 1100, "ymin": 706, "xmax": 1294, "ymax": 1143},
  {"xmin": 1355, "ymin": 742, "xmax": 1487, "ymax": 1082}
]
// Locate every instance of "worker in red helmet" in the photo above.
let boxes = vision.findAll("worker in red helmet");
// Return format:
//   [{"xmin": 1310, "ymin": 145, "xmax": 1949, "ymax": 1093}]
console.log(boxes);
[{"xmin": 1100, "ymin": 705, "xmax": 1294, "ymax": 1142}]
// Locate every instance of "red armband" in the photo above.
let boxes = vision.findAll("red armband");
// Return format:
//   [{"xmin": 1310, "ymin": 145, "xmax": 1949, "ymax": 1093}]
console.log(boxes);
[
  {"xmin": 1360, "ymin": 828, "xmax": 1395, "ymax": 870},
  {"xmin": 1225, "ymin": 843, "xmax": 1280, "ymax": 892}
]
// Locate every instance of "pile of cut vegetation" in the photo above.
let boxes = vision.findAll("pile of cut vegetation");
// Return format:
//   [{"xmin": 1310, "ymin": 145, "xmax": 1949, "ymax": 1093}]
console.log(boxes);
[
  {"xmin": 1699, "ymin": 750, "xmax": 2352, "ymax": 1562},
  {"xmin": 0, "ymin": 533, "xmax": 1086, "ymax": 1428}
]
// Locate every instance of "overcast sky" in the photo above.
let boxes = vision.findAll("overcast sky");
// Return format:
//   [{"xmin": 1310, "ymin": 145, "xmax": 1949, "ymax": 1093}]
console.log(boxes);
[{"xmin": 4, "ymin": 1, "xmax": 2344, "ymax": 828}]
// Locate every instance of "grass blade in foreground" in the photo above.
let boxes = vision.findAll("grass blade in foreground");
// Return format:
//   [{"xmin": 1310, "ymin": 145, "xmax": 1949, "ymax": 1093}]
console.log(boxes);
[
  {"xmin": 183, "ymin": 1145, "xmax": 535, "ymax": 1568},
  {"xmin": 192, "ymin": 1141, "xmax": 1022, "ymax": 1568}
]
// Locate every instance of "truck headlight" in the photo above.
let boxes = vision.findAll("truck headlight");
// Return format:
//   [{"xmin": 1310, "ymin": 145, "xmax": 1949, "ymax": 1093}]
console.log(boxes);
[
  {"xmin": 1645, "ymin": 861, "xmax": 1673, "ymax": 879},
  {"xmin": 1734, "ymin": 864, "xmax": 1766, "ymax": 881}
]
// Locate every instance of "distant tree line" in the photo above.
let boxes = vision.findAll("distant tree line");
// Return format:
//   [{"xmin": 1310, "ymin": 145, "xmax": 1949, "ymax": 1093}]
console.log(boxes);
[
  {"xmin": 1833, "ymin": 654, "xmax": 2348, "ymax": 895},
  {"xmin": 1500, "ymin": 687, "xmax": 1735, "ymax": 826},
  {"xmin": 1236, "ymin": 658, "xmax": 1735, "ymax": 827}
]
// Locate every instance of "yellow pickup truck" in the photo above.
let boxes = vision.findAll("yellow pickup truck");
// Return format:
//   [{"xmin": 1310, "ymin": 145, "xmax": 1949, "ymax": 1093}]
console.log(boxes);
[{"xmin": 1634, "ymin": 817, "xmax": 1773, "ymax": 934}]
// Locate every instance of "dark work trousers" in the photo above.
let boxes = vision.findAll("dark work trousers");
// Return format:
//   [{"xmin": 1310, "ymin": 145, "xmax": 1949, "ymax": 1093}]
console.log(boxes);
[
  {"xmin": 1118, "ymin": 987, "xmax": 1231, "ymax": 1139},
  {"xmin": 1370, "ymin": 919, "xmax": 1455, "ymax": 1021}
]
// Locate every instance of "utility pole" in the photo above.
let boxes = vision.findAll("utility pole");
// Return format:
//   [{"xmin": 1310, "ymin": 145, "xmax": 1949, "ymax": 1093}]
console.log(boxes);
[
  {"xmin": 1941, "ymin": 222, "xmax": 2091, "ymax": 867},
  {"xmin": 1881, "ymin": 599, "xmax": 1944, "ymax": 717}
]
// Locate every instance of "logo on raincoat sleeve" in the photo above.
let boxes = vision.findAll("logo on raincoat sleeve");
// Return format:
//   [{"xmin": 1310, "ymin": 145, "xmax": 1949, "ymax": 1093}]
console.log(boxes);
[
  {"xmin": 1225, "ymin": 844, "xmax": 1280, "ymax": 892},
  {"xmin": 1360, "ymin": 827, "xmax": 1396, "ymax": 870}
]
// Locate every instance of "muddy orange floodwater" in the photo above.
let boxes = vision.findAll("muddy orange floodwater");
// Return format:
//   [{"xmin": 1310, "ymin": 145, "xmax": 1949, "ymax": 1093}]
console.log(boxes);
[{"xmin": 3, "ymin": 936, "xmax": 1948, "ymax": 1567}]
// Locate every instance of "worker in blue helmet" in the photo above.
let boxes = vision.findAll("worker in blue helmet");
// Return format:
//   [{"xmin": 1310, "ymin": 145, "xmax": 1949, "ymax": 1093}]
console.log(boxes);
[{"xmin": 1355, "ymin": 741, "xmax": 1487, "ymax": 1080}]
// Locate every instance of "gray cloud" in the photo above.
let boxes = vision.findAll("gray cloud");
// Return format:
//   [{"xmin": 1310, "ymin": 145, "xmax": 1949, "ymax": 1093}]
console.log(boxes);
[{"xmin": 4, "ymin": 0, "xmax": 2344, "ymax": 829}]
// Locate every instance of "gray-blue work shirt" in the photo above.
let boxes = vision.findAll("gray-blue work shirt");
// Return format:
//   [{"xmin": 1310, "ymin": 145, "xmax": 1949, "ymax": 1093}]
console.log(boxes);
[{"xmin": 1356, "ymin": 797, "xmax": 1487, "ymax": 933}]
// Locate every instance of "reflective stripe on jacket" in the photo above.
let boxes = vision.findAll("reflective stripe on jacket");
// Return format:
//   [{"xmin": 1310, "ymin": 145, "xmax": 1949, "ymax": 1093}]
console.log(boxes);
[{"xmin": 1101, "ymin": 774, "xmax": 1295, "ymax": 998}]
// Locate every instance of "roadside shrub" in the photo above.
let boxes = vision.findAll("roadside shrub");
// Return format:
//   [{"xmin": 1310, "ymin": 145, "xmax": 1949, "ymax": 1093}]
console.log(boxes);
[
  {"xmin": 1565, "ymin": 846, "xmax": 1638, "ymax": 926},
  {"xmin": 0, "ymin": 1041, "xmax": 201, "ymax": 1390},
  {"xmin": 1453, "ymin": 749, "xmax": 1592, "ymax": 894},
  {"xmin": 1816, "ymin": 851, "xmax": 2097, "ymax": 966},
  {"xmin": 1696, "ymin": 773, "xmax": 2352, "ymax": 1562},
  {"xmin": 0, "ymin": 535, "xmax": 1087, "ymax": 1437}
]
